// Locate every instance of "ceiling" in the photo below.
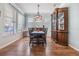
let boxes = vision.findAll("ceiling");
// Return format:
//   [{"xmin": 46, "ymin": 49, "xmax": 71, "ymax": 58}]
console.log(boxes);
[{"xmin": 16, "ymin": 3, "xmax": 61, "ymax": 14}]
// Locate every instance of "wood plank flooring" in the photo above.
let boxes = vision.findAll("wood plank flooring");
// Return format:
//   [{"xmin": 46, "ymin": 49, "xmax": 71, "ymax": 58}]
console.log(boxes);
[{"xmin": 0, "ymin": 37, "xmax": 79, "ymax": 56}]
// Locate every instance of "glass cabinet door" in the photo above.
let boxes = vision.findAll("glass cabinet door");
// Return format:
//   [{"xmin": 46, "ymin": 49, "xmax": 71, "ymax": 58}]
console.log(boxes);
[
  {"xmin": 52, "ymin": 13, "xmax": 57, "ymax": 30},
  {"xmin": 58, "ymin": 12, "xmax": 64, "ymax": 30}
]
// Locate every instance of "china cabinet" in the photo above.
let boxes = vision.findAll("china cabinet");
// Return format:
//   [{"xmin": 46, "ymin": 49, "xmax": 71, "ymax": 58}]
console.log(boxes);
[
  {"xmin": 51, "ymin": 8, "xmax": 58, "ymax": 42},
  {"xmin": 57, "ymin": 7, "xmax": 68, "ymax": 46},
  {"xmin": 51, "ymin": 7, "xmax": 68, "ymax": 46}
]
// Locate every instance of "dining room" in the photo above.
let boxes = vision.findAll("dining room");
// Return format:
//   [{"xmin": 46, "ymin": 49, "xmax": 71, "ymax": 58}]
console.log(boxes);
[{"xmin": 0, "ymin": 3, "xmax": 79, "ymax": 56}]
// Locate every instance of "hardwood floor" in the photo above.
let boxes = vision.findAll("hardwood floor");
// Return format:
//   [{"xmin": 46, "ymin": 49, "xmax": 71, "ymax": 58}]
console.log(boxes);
[{"xmin": 0, "ymin": 37, "xmax": 79, "ymax": 56}]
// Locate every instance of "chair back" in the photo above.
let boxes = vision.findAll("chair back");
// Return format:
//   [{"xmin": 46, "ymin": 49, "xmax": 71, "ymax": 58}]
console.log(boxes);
[{"xmin": 43, "ymin": 28, "xmax": 48, "ymax": 35}]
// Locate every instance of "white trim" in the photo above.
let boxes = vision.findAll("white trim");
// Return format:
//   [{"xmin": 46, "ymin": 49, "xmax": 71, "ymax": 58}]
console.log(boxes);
[
  {"xmin": 69, "ymin": 44, "xmax": 79, "ymax": 52},
  {"xmin": 0, "ymin": 36, "xmax": 22, "ymax": 50}
]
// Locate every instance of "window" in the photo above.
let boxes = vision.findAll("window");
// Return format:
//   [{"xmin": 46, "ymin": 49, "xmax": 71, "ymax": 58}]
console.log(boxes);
[{"xmin": 17, "ymin": 13, "xmax": 24, "ymax": 32}]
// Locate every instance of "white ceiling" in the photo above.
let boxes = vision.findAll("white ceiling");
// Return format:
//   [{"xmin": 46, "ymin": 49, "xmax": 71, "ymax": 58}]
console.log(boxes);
[{"xmin": 16, "ymin": 3, "xmax": 61, "ymax": 14}]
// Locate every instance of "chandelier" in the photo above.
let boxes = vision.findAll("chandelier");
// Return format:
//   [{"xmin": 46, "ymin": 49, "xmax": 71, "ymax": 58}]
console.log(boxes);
[{"xmin": 34, "ymin": 4, "xmax": 42, "ymax": 21}]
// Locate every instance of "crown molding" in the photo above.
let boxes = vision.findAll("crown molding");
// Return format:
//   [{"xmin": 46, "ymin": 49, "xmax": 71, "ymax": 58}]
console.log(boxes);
[{"xmin": 9, "ymin": 3, "xmax": 24, "ymax": 15}]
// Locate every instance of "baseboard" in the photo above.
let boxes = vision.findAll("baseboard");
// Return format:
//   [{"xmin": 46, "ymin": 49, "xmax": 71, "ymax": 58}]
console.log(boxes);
[
  {"xmin": 0, "ymin": 35, "xmax": 22, "ymax": 50},
  {"xmin": 69, "ymin": 44, "xmax": 79, "ymax": 52}
]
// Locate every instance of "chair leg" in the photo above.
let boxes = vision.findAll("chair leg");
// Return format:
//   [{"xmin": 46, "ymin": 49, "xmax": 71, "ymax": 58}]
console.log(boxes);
[{"xmin": 44, "ymin": 38, "xmax": 46, "ymax": 44}]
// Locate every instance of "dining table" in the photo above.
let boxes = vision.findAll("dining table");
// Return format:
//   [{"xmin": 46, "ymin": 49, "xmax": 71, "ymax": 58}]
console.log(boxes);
[{"xmin": 30, "ymin": 31, "xmax": 45, "ymax": 45}]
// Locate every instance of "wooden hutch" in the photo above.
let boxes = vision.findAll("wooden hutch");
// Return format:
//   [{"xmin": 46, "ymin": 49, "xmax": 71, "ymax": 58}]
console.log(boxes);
[{"xmin": 51, "ymin": 7, "xmax": 68, "ymax": 46}]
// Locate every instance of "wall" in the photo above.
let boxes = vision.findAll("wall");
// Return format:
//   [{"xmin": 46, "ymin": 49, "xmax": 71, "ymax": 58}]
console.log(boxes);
[
  {"xmin": 25, "ymin": 14, "xmax": 51, "ymax": 37},
  {"xmin": 68, "ymin": 4, "xmax": 79, "ymax": 51},
  {"xmin": 0, "ymin": 3, "xmax": 24, "ymax": 49},
  {"xmin": 58, "ymin": 3, "xmax": 79, "ymax": 51}
]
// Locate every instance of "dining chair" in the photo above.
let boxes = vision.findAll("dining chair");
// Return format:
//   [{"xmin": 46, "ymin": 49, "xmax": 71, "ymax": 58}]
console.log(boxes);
[
  {"xmin": 29, "ymin": 28, "xmax": 38, "ymax": 46},
  {"xmin": 38, "ymin": 28, "xmax": 48, "ymax": 45}
]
